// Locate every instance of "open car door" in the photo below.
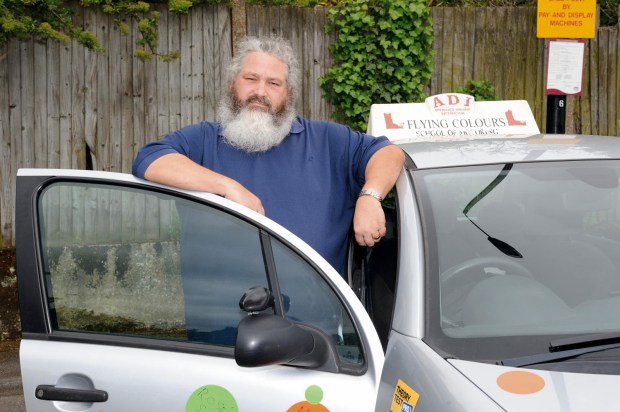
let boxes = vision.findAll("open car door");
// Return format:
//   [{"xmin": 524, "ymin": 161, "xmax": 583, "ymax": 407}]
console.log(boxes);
[{"xmin": 16, "ymin": 169, "xmax": 385, "ymax": 411}]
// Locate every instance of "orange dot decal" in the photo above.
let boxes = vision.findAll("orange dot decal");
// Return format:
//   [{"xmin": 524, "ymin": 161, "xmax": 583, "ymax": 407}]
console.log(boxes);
[{"xmin": 497, "ymin": 370, "xmax": 545, "ymax": 394}]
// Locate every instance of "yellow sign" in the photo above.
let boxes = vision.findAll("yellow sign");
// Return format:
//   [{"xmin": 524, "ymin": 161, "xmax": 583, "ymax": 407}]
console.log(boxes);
[
  {"xmin": 537, "ymin": 0, "xmax": 596, "ymax": 38},
  {"xmin": 390, "ymin": 379, "xmax": 420, "ymax": 412}
]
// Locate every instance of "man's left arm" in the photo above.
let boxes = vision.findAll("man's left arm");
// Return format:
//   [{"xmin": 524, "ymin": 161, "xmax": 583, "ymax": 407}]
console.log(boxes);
[{"xmin": 353, "ymin": 145, "xmax": 405, "ymax": 247}]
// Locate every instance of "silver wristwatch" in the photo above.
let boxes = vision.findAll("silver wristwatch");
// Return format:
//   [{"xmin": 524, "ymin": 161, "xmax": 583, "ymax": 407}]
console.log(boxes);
[{"xmin": 358, "ymin": 189, "xmax": 383, "ymax": 202}]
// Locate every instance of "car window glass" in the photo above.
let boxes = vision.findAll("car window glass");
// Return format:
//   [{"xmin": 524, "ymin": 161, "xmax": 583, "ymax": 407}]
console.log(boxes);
[
  {"xmin": 38, "ymin": 182, "xmax": 269, "ymax": 347},
  {"xmin": 271, "ymin": 238, "xmax": 364, "ymax": 366},
  {"xmin": 418, "ymin": 161, "xmax": 620, "ymax": 361}
]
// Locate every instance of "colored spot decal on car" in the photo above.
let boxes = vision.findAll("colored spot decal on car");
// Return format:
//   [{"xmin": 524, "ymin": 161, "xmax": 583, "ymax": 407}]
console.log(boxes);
[
  {"xmin": 497, "ymin": 370, "xmax": 546, "ymax": 394},
  {"xmin": 287, "ymin": 385, "xmax": 329, "ymax": 411},
  {"xmin": 390, "ymin": 379, "xmax": 420, "ymax": 412},
  {"xmin": 185, "ymin": 384, "xmax": 238, "ymax": 412}
]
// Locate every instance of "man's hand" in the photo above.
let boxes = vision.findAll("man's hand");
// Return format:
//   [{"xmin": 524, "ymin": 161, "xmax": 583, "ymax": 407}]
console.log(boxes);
[
  {"xmin": 222, "ymin": 181, "xmax": 265, "ymax": 215},
  {"xmin": 353, "ymin": 145, "xmax": 404, "ymax": 247},
  {"xmin": 353, "ymin": 195, "xmax": 387, "ymax": 247}
]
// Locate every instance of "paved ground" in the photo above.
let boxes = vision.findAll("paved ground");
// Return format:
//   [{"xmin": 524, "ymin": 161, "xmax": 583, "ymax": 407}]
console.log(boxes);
[{"xmin": 0, "ymin": 347, "xmax": 25, "ymax": 411}]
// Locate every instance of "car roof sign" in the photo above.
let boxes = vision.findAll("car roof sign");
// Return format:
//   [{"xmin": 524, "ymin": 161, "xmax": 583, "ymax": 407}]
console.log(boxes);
[{"xmin": 367, "ymin": 93, "xmax": 540, "ymax": 143}]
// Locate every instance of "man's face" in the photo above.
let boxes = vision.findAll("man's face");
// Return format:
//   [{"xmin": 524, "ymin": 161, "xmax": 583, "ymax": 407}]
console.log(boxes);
[{"xmin": 231, "ymin": 51, "xmax": 289, "ymax": 115}]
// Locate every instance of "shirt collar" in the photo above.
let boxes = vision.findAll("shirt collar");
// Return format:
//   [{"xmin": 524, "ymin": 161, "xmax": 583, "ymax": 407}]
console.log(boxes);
[{"xmin": 290, "ymin": 116, "xmax": 304, "ymax": 134}]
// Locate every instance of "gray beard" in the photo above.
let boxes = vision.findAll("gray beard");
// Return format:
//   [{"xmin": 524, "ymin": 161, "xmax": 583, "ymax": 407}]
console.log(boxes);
[{"xmin": 218, "ymin": 99, "xmax": 296, "ymax": 153}]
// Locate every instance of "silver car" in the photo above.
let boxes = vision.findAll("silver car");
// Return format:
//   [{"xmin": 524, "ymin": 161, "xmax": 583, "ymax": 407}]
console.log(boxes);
[{"xmin": 16, "ymin": 134, "xmax": 620, "ymax": 411}]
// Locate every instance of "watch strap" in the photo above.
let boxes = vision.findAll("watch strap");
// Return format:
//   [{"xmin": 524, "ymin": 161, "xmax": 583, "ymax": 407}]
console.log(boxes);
[{"xmin": 358, "ymin": 189, "xmax": 383, "ymax": 202}]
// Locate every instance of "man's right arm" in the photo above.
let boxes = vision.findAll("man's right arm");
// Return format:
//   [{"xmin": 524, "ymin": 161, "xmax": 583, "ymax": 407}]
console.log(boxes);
[{"xmin": 143, "ymin": 153, "xmax": 265, "ymax": 215}]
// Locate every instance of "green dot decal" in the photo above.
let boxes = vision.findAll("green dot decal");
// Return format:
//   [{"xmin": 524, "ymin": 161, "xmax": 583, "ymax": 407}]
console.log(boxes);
[
  {"xmin": 186, "ymin": 385, "xmax": 238, "ymax": 412},
  {"xmin": 287, "ymin": 385, "xmax": 330, "ymax": 411},
  {"xmin": 305, "ymin": 385, "xmax": 323, "ymax": 404}
]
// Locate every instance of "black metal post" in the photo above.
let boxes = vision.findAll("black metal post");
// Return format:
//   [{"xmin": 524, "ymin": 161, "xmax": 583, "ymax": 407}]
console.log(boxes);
[{"xmin": 545, "ymin": 95, "xmax": 566, "ymax": 134}]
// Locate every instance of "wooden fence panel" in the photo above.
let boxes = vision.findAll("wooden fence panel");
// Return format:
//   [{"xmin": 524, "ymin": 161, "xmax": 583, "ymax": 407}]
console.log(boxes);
[
  {"xmin": 527, "ymin": 8, "xmax": 545, "ymax": 124},
  {"xmin": 169, "ymin": 11, "xmax": 183, "ymax": 135},
  {"xmin": 191, "ymin": 8, "xmax": 205, "ymax": 126},
  {"xmin": 505, "ymin": 10, "xmax": 520, "ymax": 100},
  {"xmin": 452, "ymin": 7, "xmax": 467, "ymax": 90},
  {"xmin": 110, "ymin": 22, "xmax": 123, "ymax": 173},
  {"xmin": 216, "ymin": 6, "xmax": 232, "ymax": 118},
  {"xmin": 180, "ymin": 13, "xmax": 193, "ymax": 132},
  {"xmin": 599, "ymin": 30, "xmax": 609, "ymax": 136},
  {"xmin": 429, "ymin": 7, "xmax": 444, "ymax": 94},
  {"xmin": 33, "ymin": 42, "xmax": 47, "ymax": 169},
  {"xmin": 21, "ymin": 41, "xmax": 36, "ymax": 169},
  {"xmin": 5, "ymin": 41, "xmax": 21, "ymax": 248},
  {"xmin": 60, "ymin": 40, "xmax": 73, "ymax": 169},
  {"xmin": 611, "ymin": 31, "xmax": 618, "ymax": 137},
  {"xmin": 605, "ymin": 28, "xmax": 618, "ymax": 137},
  {"xmin": 1, "ymin": 5, "xmax": 619, "ymax": 248},
  {"xmin": 144, "ymin": 53, "xmax": 158, "ymax": 161},
  {"xmin": 577, "ymin": 42, "xmax": 591, "ymax": 134},
  {"xmin": 0, "ymin": 44, "xmax": 10, "ymax": 247},
  {"xmin": 71, "ymin": 28, "xmax": 85, "ymax": 170},
  {"xmin": 471, "ymin": 9, "xmax": 485, "ymax": 82},
  {"xmin": 130, "ymin": 24, "xmax": 143, "ymax": 173},
  {"xmin": 615, "ymin": 30, "xmax": 620, "ymax": 136},
  {"xmin": 83, "ymin": 9, "xmax": 98, "ymax": 170},
  {"xmin": 590, "ymin": 33, "xmax": 601, "ymax": 135},
  {"xmin": 156, "ymin": 10, "xmax": 171, "ymax": 139},
  {"xmin": 96, "ymin": 13, "xmax": 111, "ymax": 172},
  {"xmin": 50, "ymin": 40, "xmax": 63, "ymax": 168},
  {"xmin": 439, "ymin": 7, "xmax": 455, "ymax": 93}
]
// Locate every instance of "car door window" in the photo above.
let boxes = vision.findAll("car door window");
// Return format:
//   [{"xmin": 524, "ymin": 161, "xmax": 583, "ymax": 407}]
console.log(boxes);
[
  {"xmin": 38, "ymin": 181, "xmax": 269, "ymax": 347},
  {"xmin": 272, "ymin": 238, "xmax": 364, "ymax": 367},
  {"xmin": 37, "ymin": 179, "xmax": 366, "ymax": 370}
]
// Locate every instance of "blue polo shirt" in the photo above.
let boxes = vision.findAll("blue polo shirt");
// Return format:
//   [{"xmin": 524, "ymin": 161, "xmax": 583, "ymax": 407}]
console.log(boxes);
[{"xmin": 133, "ymin": 116, "xmax": 391, "ymax": 274}]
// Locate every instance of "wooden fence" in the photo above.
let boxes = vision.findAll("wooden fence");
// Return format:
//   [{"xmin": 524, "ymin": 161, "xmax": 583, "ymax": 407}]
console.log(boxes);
[
  {"xmin": 1, "ymin": 5, "xmax": 619, "ymax": 247},
  {"xmin": 430, "ymin": 7, "xmax": 619, "ymax": 137}
]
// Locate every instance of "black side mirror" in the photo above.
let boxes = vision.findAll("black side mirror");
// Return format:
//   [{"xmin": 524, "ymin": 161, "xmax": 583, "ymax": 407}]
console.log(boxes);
[{"xmin": 235, "ymin": 288, "xmax": 340, "ymax": 373}]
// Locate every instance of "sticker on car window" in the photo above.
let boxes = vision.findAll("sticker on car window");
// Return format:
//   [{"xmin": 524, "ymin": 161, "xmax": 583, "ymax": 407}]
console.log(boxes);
[
  {"xmin": 186, "ymin": 384, "xmax": 238, "ymax": 412},
  {"xmin": 391, "ymin": 379, "xmax": 420, "ymax": 412},
  {"xmin": 287, "ymin": 385, "xmax": 329, "ymax": 411}
]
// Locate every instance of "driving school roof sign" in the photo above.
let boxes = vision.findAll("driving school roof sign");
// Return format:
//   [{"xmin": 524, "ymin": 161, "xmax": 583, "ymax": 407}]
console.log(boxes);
[{"xmin": 367, "ymin": 94, "xmax": 540, "ymax": 143}]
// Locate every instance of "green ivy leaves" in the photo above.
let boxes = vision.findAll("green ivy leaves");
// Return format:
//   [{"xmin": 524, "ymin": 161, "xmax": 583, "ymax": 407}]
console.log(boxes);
[
  {"xmin": 320, "ymin": 0, "xmax": 434, "ymax": 131},
  {"xmin": 0, "ymin": 0, "xmax": 201, "ymax": 61},
  {"xmin": 456, "ymin": 80, "xmax": 500, "ymax": 101}
]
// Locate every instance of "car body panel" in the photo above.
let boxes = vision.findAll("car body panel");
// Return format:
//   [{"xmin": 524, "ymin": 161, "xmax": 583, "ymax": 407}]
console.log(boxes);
[
  {"xmin": 20, "ymin": 339, "xmax": 379, "ymax": 411},
  {"xmin": 390, "ymin": 169, "xmax": 425, "ymax": 339},
  {"xmin": 449, "ymin": 359, "xmax": 620, "ymax": 411},
  {"xmin": 375, "ymin": 333, "xmax": 504, "ymax": 412}
]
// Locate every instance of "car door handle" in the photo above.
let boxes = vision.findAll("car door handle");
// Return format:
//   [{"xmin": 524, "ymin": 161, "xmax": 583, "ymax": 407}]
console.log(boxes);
[{"xmin": 35, "ymin": 384, "xmax": 108, "ymax": 403}]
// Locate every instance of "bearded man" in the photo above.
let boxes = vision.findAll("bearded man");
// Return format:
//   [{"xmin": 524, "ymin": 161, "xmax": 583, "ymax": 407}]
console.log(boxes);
[{"xmin": 132, "ymin": 36, "xmax": 404, "ymax": 276}]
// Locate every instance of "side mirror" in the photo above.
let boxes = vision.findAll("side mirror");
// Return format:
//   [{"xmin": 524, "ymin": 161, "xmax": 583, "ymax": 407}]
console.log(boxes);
[{"xmin": 235, "ymin": 288, "xmax": 340, "ymax": 373}]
